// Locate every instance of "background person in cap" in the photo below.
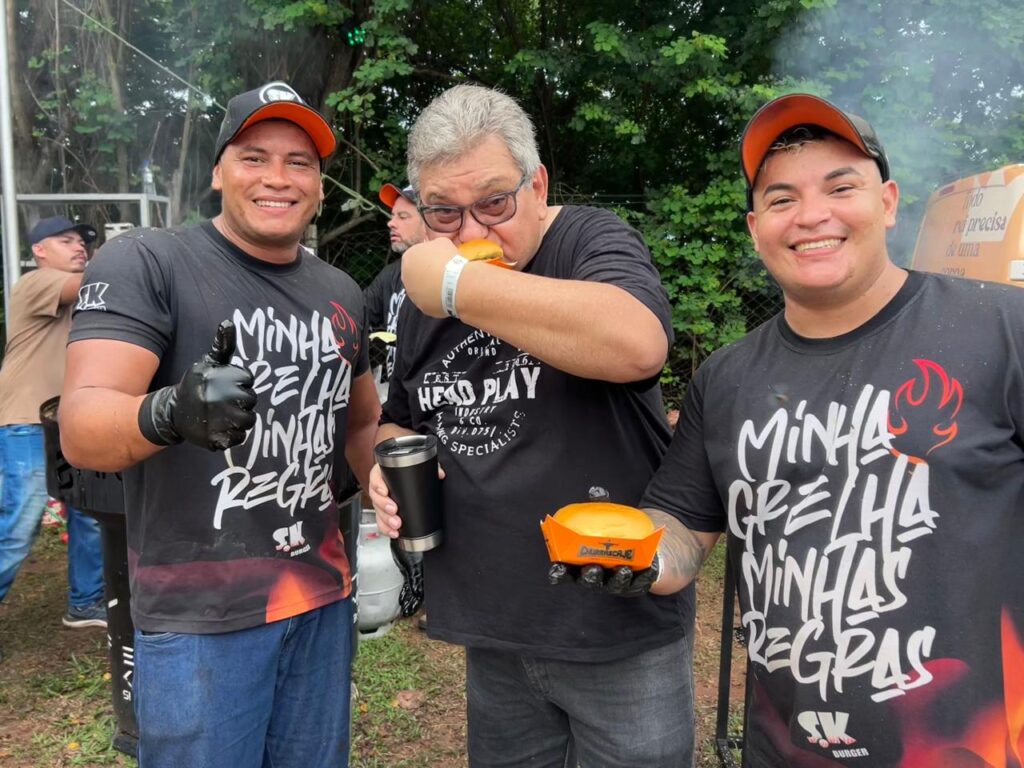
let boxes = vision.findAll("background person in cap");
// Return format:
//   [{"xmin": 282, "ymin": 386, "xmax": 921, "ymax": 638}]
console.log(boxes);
[
  {"xmin": 363, "ymin": 182, "xmax": 428, "ymax": 628},
  {"xmin": 640, "ymin": 92, "xmax": 1024, "ymax": 767},
  {"xmin": 368, "ymin": 84, "xmax": 693, "ymax": 768},
  {"xmin": 364, "ymin": 182, "xmax": 424, "ymax": 388},
  {"xmin": 0, "ymin": 216, "xmax": 106, "ymax": 634},
  {"xmin": 59, "ymin": 81, "xmax": 380, "ymax": 767}
]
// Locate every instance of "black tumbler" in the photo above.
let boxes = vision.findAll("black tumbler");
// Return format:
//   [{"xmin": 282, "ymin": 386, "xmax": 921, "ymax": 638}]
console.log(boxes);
[{"xmin": 374, "ymin": 434, "xmax": 443, "ymax": 552}]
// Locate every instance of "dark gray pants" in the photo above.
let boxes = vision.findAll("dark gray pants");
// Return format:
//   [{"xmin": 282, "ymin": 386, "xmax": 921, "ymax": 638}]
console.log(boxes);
[{"xmin": 465, "ymin": 635, "xmax": 695, "ymax": 768}]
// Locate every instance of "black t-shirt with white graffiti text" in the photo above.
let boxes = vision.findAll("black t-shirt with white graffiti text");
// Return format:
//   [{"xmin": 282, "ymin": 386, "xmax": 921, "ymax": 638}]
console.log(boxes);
[
  {"xmin": 363, "ymin": 258, "xmax": 405, "ymax": 382},
  {"xmin": 70, "ymin": 221, "xmax": 368, "ymax": 634},
  {"xmin": 383, "ymin": 205, "xmax": 693, "ymax": 662},
  {"xmin": 642, "ymin": 270, "xmax": 1024, "ymax": 768}
]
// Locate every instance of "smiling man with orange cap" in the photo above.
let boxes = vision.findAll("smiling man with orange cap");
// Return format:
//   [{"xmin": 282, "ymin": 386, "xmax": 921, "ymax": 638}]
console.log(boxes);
[
  {"xmin": 641, "ymin": 92, "xmax": 1024, "ymax": 767},
  {"xmin": 59, "ymin": 81, "xmax": 381, "ymax": 768}
]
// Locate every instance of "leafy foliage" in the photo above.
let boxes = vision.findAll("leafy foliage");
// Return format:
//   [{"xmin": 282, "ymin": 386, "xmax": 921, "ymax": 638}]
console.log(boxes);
[{"xmin": 9, "ymin": 0, "xmax": 1024, "ymax": 393}]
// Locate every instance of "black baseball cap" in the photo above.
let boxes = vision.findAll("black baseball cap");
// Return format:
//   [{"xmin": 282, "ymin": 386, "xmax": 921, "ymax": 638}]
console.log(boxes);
[
  {"xmin": 214, "ymin": 81, "xmax": 336, "ymax": 163},
  {"xmin": 741, "ymin": 93, "xmax": 890, "ymax": 209},
  {"xmin": 28, "ymin": 216, "xmax": 97, "ymax": 247},
  {"xmin": 379, "ymin": 183, "xmax": 415, "ymax": 209}
]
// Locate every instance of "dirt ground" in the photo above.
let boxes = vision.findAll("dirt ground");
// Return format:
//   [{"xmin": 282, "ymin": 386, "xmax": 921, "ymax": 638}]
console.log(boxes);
[{"xmin": 0, "ymin": 529, "xmax": 746, "ymax": 767}]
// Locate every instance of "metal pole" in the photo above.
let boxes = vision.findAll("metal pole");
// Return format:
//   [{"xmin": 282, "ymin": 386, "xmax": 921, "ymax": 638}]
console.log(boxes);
[{"xmin": 0, "ymin": 0, "xmax": 22, "ymax": 334}]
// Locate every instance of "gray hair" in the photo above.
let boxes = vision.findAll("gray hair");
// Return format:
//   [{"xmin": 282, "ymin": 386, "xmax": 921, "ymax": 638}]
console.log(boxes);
[{"xmin": 407, "ymin": 84, "xmax": 541, "ymax": 190}]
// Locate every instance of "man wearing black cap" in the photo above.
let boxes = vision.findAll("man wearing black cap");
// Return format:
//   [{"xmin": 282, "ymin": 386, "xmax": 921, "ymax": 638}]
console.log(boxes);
[
  {"xmin": 640, "ymin": 93, "xmax": 1024, "ymax": 767},
  {"xmin": 59, "ymin": 81, "xmax": 380, "ymax": 767},
  {"xmin": 0, "ymin": 216, "xmax": 106, "ymax": 631}
]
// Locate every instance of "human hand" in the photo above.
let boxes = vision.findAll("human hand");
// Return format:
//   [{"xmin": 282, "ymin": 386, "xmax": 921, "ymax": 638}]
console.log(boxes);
[
  {"xmin": 400, "ymin": 238, "xmax": 461, "ymax": 318},
  {"xmin": 370, "ymin": 459, "xmax": 446, "ymax": 538},
  {"xmin": 370, "ymin": 462, "xmax": 401, "ymax": 538},
  {"xmin": 138, "ymin": 320, "xmax": 257, "ymax": 451},
  {"xmin": 548, "ymin": 553, "xmax": 662, "ymax": 598}
]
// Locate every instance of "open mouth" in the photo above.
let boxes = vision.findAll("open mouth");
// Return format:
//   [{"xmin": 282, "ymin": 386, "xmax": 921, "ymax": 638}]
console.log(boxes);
[
  {"xmin": 793, "ymin": 238, "xmax": 843, "ymax": 253},
  {"xmin": 254, "ymin": 200, "xmax": 294, "ymax": 209}
]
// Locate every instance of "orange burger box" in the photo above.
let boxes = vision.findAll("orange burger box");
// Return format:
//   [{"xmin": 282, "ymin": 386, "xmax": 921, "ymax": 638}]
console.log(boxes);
[{"xmin": 540, "ymin": 501, "xmax": 664, "ymax": 569}]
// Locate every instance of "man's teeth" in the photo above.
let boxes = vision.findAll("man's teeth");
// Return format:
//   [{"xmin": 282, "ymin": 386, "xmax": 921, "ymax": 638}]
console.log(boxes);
[
  {"xmin": 794, "ymin": 238, "xmax": 841, "ymax": 252},
  {"xmin": 256, "ymin": 200, "xmax": 291, "ymax": 208}
]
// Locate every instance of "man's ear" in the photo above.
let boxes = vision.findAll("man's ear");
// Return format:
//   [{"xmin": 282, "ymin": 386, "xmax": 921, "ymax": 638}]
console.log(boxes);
[
  {"xmin": 532, "ymin": 164, "xmax": 549, "ymax": 218},
  {"xmin": 30, "ymin": 242, "xmax": 45, "ymax": 264},
  {"xmin": 881, "ymin": 179, "xmax": 899, "ymax": 230},
  {"xmin": 746, "ymin": 210, "xmax": 760, "ymax": 253},
  {"xmin": 211, "ymin": 162, "xmax": 222, "ymax": 192}
]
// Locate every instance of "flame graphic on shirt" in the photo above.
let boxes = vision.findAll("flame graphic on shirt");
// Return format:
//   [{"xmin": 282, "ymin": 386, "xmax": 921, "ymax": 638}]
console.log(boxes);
[
  {"xmin": 888, "ymin": 359, "xmax": 963, "ymax": 463},
  {"xmin": 892, "ymin": 610, "xmax": 1024, "ymax": 768},
  {"xmin": 329, "ymin": 300, "xmax": 360, "ymax": 353}
]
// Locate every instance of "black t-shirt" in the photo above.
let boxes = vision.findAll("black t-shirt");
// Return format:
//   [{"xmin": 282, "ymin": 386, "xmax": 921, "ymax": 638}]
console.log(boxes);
[
  {"xmin": 364, "ymin": 258, "xmax": 403, "ymax": 331},
  {"xmin": 383, "ymin": 205, "xmax": 693, "ymax": 662},
  {"xmin": 642, "ymin": 271, "xmax": 1024, "ymax": 768},
  {"xmin": 363, "ymin": 258, "xmax": 405, "ymax": 382},
  {"xmin": 70, "ymin": 222, "xmax": 369, "ymax": 634}
]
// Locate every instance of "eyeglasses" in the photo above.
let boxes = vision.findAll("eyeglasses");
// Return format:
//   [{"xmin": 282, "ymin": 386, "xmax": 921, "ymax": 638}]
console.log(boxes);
[{"xmin": 417, "ymin": 174, "xmax": 531, "ymax": 234}]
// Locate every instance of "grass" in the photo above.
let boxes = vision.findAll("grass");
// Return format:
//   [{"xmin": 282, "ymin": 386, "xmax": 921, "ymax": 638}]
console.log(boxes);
[
  {"xmin": 3, "ymin": 524, "xmax": 742, "ymax": 768},
  {"xmin": 10, "ymin": 648, "xmax": 130, "ymax": 767},
  {"xmin": 351, "ymin": 629, "xmax": 428, "ymax": 748},
  {"xmin": 350, "ymin": 621, "xmax": 467, "ymax": 768}
]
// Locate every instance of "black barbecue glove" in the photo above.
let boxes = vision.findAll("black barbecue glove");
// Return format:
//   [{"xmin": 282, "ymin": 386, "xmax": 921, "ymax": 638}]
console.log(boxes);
[
  {"xmin": 548, "ymin": 553, "xmax": 662, "ymax": 598},
  {"xmin": 138, "ymin": 320, "xmax": 257, "ymax": 451},
  {"xmin": 390, "ymin": 542, "xmax": 425, "ymax": 617}
]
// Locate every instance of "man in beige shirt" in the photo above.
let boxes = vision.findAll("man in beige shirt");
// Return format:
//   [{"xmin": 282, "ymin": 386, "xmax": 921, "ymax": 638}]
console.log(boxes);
[{"xmin": 0, "ymin": 216, "xmax": 106, "ymax": 631}]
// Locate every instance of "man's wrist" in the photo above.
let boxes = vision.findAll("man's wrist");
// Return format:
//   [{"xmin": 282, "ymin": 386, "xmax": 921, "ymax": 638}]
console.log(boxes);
[
  {"xmin": 441, "ymin": 254, "xmax": 469, "ymax": 318},
  {"xmin": 138, "ymin": 387, "xmax": 182, "ymax": 447}
]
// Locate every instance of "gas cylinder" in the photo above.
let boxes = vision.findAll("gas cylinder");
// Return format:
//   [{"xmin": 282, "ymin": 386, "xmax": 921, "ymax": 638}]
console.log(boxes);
[{"xmin": 355, "ymin": 509, "xmax": 404, "ymax": 638}]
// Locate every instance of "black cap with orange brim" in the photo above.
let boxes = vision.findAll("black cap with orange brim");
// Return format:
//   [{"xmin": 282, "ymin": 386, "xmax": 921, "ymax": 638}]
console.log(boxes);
[
  {"xmin": 379, "ymin": 183, "xmax": 415, "ymax": 209},
  {"xmin": 214, "ymin": 81, "xmax": 336, "ymax": 164},
  {"xmin": 740, "ymin": 93, "xmax": 889, "ymax": 210}
]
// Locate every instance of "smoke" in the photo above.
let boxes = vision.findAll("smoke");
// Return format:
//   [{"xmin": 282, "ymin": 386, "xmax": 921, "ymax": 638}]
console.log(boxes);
[{"xmin": 770, "ymin": 0, "xmax": 1024, "ymax": 262}]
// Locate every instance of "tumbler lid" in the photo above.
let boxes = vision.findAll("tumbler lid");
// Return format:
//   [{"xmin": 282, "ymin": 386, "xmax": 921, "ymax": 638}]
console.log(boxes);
[{"xmin": 374, "ymin": 434, "xmax": 438, "ymax": 468}]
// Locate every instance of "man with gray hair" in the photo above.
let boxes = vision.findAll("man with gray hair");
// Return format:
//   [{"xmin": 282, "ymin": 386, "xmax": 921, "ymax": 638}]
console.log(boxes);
[{"xmin": 369, "ymin": 84, "xmax": 696, "ymax": 767}]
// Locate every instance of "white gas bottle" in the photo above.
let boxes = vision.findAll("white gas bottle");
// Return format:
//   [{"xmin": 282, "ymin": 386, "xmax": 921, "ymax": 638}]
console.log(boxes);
[{"xmin": 355, "ymin": 509, "xmax": 403, "ymax": 638}]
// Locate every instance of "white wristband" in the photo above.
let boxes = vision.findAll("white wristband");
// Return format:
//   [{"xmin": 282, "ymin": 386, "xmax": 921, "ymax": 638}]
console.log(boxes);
[{"xmin": 441, "ymin": 254, "xmax": 468, "ymax": 319}]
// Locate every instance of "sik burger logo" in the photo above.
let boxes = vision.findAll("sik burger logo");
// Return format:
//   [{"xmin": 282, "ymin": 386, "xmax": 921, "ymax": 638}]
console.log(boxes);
[
  {"xmin": 214, "ymin": 80, "xmax": 335, "ymax": 162},
  {"xmin": 258, "ymin": 81, "xmax": 302, "ymax": 105}
]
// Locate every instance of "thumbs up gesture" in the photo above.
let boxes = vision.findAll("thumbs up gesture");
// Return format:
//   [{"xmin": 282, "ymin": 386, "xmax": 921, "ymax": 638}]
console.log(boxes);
[{"xmin": 138, "ymin": 320, "xmax": 258, "ymax": 451}]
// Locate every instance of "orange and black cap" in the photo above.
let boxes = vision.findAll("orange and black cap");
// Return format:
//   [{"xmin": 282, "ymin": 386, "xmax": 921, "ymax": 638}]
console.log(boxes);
[
  {"xmin": 214, "ymin": 81, "xmax": 336, "ymax": 164},
  {"xmin": 379, "ymin": 183, "xmax": 415, "ymax": 209},
  {"xmin": 741, "ymin": 93, "xmax": 889, "ymax": 210}
]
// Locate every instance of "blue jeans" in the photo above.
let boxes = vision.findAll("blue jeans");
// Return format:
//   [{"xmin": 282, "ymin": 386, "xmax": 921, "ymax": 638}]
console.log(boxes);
[
  {"xmin": 0, "ymin": 424, "xmax": 104, "ymax": 608},
  {"xmin": 133, "ymin": 598, "xmax": 353, "ymax": 768},
  {"xmin": 466, "ymin": 635, "xmax": 695, "ymax": 768}
]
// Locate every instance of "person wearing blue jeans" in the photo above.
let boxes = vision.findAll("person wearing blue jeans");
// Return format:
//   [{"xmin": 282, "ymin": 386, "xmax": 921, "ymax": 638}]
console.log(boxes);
[
  {"xmin": 133, "ymin": 599, "xmax": 353, "ymax": 767},
  {"xmin": 60, "ymin": 83, "xmax": 381, "ymax": 767},
  {"xmin": 0, "ymin": 217, "xmax": 106, "ymax": 630},
  {"xmin": 0, "ymin": 424, "xmax": 105, "ymax": 622}
]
